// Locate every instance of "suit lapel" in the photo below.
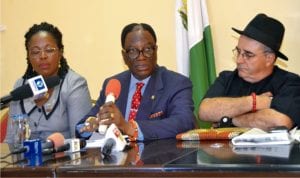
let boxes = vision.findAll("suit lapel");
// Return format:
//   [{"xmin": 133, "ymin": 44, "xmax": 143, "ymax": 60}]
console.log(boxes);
[
  {"xmin": 137, "ymin": 67, "xmax": 164, "ymax": 120},
  {"xmin": 116, "ymin": 72, "xmax": 131, "ymax": 117}
]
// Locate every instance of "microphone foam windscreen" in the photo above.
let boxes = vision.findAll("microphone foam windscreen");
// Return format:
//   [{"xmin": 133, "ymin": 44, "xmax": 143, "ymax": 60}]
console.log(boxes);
[
  {"xmin": 105, "ymin": 79, "xmax": 121, "ymax": 99},
  {"xmin": 11, "ymin": 85, "xmax": 33, "ymax": 100},
  {"xmin": 45, "ymin": 76, "xmax": 60, "ymax": 88},
  {"xmin": 10, "ymin": 76, "xmax": 60, "ymax": 101},
  {"xmin": 47, "ymin": 132, "xmax": 65, "ymax": 149}
]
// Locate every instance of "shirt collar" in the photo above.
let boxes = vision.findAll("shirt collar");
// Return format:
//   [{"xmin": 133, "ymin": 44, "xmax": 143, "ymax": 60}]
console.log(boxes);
[{"xmin": 130, "ymin": 74, "xmax": 151, "ymax": 89}]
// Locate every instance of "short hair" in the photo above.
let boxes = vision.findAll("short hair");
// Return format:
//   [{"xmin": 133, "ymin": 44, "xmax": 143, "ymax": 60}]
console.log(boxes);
[
  {"xmin": 121, "ymin": 23, "xmax": 157, "ymax": 48},
  {"xmin": 23, "ymin": 22, "xmax": 69, "ymax": 79}
]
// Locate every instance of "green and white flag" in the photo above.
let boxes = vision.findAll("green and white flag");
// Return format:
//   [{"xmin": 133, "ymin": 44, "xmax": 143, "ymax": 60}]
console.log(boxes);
[{"xmin": 175, "ymin": 0, "xmax": 216, "ymax": 128}]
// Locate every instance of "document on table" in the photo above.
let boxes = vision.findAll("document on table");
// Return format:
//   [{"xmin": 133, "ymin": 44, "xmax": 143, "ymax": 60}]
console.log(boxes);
[
  {"xmin": 85, "ymin": 132, "xmax": 106, "ymax": 148},
  {"xmin": 231, "ymin": 128, "xmax": 295, "ymax": 146}
]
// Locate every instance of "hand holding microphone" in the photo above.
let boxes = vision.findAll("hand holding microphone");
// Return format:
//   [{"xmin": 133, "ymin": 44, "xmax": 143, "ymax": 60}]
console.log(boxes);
[
  {"xmin": 81, "ymin": 79, "xmax": 121, "ymax": 133},
  {"xmin": 97, "ymin": 102, "xmax": 127, "ymax": 133},
  {"xmin": 98, "ymin": 79, "xmax": 121, "ymax": 134}
]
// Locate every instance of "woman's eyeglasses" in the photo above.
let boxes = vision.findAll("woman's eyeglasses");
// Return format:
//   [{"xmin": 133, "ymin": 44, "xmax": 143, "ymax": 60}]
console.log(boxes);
[{"xmin": 29, "ymin": 47, "xmax": 57, "ymax": 58}]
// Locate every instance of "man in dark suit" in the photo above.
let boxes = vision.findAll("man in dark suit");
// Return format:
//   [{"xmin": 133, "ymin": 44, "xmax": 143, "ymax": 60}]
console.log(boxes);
[{"xmin": 76, "ymin": 23, "xmax": 195, "ymax": 141}]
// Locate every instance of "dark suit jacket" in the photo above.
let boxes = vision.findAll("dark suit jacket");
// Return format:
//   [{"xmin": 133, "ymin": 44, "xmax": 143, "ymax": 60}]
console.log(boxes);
[{"xmin": 77, "ymin": 66, "xmax": 195, "ymax": 140}]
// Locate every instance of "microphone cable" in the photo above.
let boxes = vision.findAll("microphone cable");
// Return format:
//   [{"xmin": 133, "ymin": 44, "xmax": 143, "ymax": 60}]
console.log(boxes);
[{"xmin": 0, "ymin": 147, "xmax": 27, "ymax": 159}]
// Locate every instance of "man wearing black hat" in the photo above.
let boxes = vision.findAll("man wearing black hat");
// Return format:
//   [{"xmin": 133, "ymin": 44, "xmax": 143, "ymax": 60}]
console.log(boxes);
[{"xmin": 199, "ymin": 13, "xmax": 300, "ymax": 131}]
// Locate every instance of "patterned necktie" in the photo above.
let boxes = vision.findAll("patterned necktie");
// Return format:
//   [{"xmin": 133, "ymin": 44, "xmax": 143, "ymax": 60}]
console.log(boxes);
[{"xmin": 129, "ymin": 82, "xmax": 144, "ymax": 121}]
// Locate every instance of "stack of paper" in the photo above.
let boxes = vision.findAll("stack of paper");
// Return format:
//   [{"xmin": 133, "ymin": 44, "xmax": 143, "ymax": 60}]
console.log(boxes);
[{"xmin": 232, "ymin": 128, "xmax": 293, "ymax": 146}]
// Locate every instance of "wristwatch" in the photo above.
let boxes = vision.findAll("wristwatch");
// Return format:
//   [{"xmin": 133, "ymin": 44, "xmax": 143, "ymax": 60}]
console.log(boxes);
[{"xmin": 219, "ymin": 116, "xmax": 234, "ymax": 128}]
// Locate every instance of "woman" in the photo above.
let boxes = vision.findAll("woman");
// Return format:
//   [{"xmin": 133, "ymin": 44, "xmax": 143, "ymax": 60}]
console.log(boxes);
[{"xmin": 5, "ymin": 22, "xmax": 92, "ymax": 143}]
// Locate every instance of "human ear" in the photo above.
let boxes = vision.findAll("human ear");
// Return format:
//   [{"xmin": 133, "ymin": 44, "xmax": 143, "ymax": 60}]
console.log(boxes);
[{"xmin": 265, "ymin": 53, "xmax": 276, "ymax": 66}]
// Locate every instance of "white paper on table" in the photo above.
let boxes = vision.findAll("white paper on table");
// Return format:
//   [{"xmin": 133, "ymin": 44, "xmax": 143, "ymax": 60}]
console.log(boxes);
[
  {"xmin": 85, "ymin": 132, "xmax": 106, "ymax": 148},
  {"xmin": 231, "ymin": 128, "xmax": 294, "ymax": 146}
]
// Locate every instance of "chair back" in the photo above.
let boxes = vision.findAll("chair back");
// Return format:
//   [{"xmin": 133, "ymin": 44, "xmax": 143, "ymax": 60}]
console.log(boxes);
[{"xmin": 0, "ymin": 108, "xmax": 9, "ymax": 142}]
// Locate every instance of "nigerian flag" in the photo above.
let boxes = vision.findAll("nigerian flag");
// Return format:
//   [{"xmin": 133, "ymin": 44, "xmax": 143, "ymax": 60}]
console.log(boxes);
[{"xmin": 175, "ymin": 0, "xmax": 216, "ymax": 128}]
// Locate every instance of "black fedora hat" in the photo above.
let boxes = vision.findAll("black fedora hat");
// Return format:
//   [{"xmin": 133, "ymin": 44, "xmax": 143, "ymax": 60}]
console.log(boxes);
[{"xmin": 232, "ymin": 13, "xmax": 288, "ymax": 61}]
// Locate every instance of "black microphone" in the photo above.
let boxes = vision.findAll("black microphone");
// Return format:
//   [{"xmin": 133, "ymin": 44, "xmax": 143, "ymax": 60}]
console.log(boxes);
[
  {"xmin": 0, "ymin": 139, "xmax": 43, "ymax": 159},
  {"xmin": 0, "ymin": 76, "xmax": 60, "ymax": 108},
  {"xmin": 2, "ymin": 132, "xmax": 65, "ymax": 158},
  {"xmin": 41, "ymin": 132, "xmax": 65, "ymax": 155},
  {"xmin": 102, "ymin": 138, "xmax": 116, "ymax": 157},
  {"xmin": 53, "ymin": 139, "xmax": 87, "ymax": 153}
]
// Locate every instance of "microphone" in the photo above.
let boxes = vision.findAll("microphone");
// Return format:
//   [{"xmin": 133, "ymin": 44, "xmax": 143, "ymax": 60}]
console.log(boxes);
[
  {"xmin": 2, "ymin": 139, "xmax": 42, "ymax": 159},
  {"xmin": 13, "ymin": 132, "xmax": 65, "ymax": 156},
  {"xmin": 0, "ymin": 132, "xmax": 66, "ymax": 166},
  {"xmin": 100, "ymin": 123, "xmax": 127, "ymax": 157},
  {"xmin": 102, "ymin": 138, "xmax": 115, "ymax": 157},
  {"xmin": 105, "ymin": 78, "xmax": 121, "ymax": 103},
  {"xmin": 42, "ymin": 132, "xmax": 65, "ymax": 155},
  {"xmin": 0, "ymin": 75, "xmax": 60, "ymax": 108},
  {"xmin": 98, "ymin": 79, "xmax": 121, "ymax": 134},
  {"xmin": 54, "ymin": 138, "xmax": 87, "ymax": 153}
]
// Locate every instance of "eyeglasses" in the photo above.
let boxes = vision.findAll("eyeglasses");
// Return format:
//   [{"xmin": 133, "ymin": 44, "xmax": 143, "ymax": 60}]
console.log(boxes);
[
  {"xmin": 232, "ymin": 47, "xmax": 270, "ymax": 61},
  {"xmin": 29, "ymin": 47, "xmax": 57, "ymax": 58},
  {"xmin": 124, "ymin": 45, "xmax": 156, "ymax": 60},
  {"xmin": 232, "ymin": 48, "xmax": 256, "ymax": 60}
]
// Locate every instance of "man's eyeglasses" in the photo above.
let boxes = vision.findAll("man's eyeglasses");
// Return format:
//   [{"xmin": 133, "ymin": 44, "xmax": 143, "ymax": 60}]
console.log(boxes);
[
  {"xmin": 124, "ymin": 45, "xmax": 156, "ymax": 60},
  {"xmin": 29, "ymin": 47, "xmax": 57, "ymax": 58},
  {"xmin": 232, "ymin": 48, "xmax": 256, "ymax": 60},
  {"xmin": 232, "ymin": 47, "xmax": 271, "ymax": 61}
]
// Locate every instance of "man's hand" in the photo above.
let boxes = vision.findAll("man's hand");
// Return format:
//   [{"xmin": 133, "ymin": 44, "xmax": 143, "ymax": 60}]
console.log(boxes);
[
  {"xmin": 80, "ymin": 116, "xmax": 99, "ymax": 133},
  {"xmin": 80, "ymin": 102, "xmax": 133, "ymax": 136},
  {"xmin": 256, "ymin": 91, "xmax": 273, "ymax": 110},
  {"xmin": 98, "ymin": 102, "xmax": 128, "ymax": 133}
]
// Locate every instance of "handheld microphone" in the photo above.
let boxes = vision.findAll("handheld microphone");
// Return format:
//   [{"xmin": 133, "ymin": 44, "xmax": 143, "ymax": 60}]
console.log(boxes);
[
  {"xmin": 100, "ymin": 123, "xmax": 127, "ymax": 157},
  {"xmin": 0, "ymin": 75, "xmax": 60, "ymax": 108},
  {"xmin": 102, "ymin": 138, "xmax": 115, "ymax": 157},
  {"xmin": 98, "ymin": 79, "xmax": 121, "ymax": 134},
  {"xmin": 105, "ymin": 79, "xmax": 121, "ymax": 103}
]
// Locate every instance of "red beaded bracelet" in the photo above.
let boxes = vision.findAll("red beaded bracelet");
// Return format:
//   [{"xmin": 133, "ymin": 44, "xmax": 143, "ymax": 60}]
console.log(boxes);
[
  {"xmin": 128, "ymin": 120, "xmax": 138, "ymax": 142},
  {"xmin": 251, "ymin": 92, "xmax": 256, "ymax": 112}
]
